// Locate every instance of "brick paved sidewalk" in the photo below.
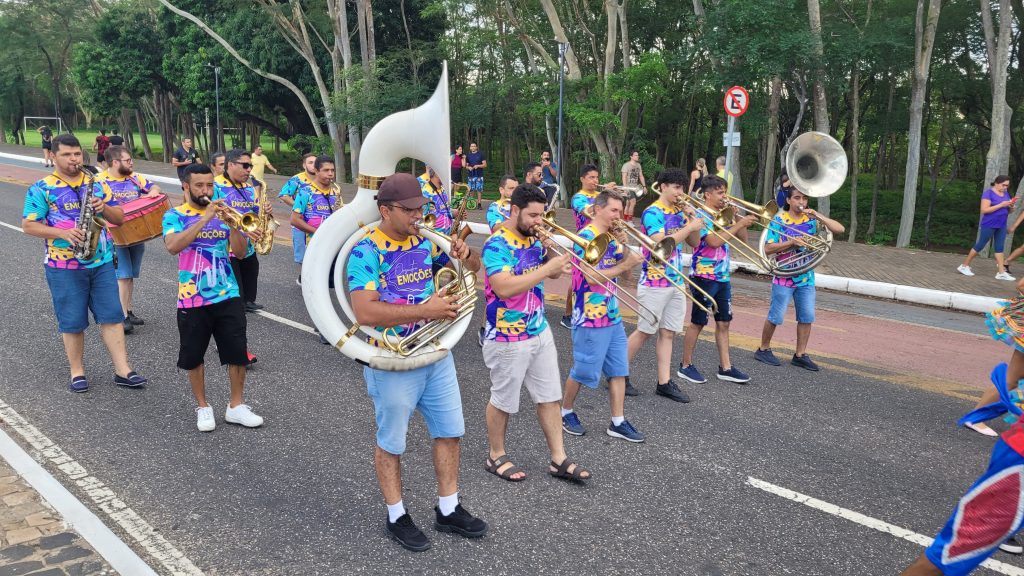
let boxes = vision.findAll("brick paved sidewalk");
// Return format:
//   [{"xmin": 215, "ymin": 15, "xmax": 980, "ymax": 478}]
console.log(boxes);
[
  {"xmin": 1, "ymin": 141, "xmax": 1017, "ymax": 301},
  {"xmin": 0, "ymin": 458, "xmax": 113, "ymax": 576}
]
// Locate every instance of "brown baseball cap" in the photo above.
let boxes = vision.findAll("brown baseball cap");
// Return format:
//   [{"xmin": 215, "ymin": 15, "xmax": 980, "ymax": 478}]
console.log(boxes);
[{"xmin": 377, "ymin": 173, "xmax": 429, "ymax": 209}]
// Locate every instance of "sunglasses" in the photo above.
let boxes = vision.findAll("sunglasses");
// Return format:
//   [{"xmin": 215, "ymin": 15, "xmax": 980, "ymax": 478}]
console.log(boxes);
[{"xmin": 232, "ymin": 162, "xmax": 254, "ymax": 170}]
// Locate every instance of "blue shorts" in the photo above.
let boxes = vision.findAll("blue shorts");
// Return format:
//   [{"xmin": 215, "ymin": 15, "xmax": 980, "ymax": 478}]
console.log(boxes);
[
  {"xmin": 569, "ymin": 324, "xmax": 629, "ymax": 388},
  {"xmin": 468, "ymin": 176, "xmax": 484, "ymax": 192},
  {"xmin": 689, "ymin": 277, "xmax": 733, "ymax": 326},
  {"xmin": 364, "ymin": 354, "xmax": 465, "ymax": 455},
  {"xmin": 973, "ymin": 226, "xmax": 1007, "ymax": 254},
  {"xmin": 767, "ymin": 283, "xmax": 816, "ymax": 325},
  {"xmin": 114, "ymin": 243, "xmax": 145, "ymax": 280},
  {"xmin": 44, "ymin": 262, "xmax": 125, "ymax": 333},
  {"xmin": 292, "ymin": 227, "xmax": 306, "ymax": 264},
  {"xmin": 924, "ymin": 436, "xmax": 1024, "ymax": 576}
]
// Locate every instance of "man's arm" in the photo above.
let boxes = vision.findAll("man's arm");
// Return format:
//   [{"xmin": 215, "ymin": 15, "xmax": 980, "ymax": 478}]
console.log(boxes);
[
  {"xmin": 489, "ymin": 252, "xmax": 570, "ymax": 300},
  {"xmin": 290, "ymin": 212, "xmax": 316, "ymax": 235},
  {"xmin": 165, "ymin": 211, "xmax": 216, "ymax": 255}
]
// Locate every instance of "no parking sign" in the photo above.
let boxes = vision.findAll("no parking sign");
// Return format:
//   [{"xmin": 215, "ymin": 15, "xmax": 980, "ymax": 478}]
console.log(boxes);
[{"xmin": 724, "ymin": 86, "xmax": 749, "ymax": 118}]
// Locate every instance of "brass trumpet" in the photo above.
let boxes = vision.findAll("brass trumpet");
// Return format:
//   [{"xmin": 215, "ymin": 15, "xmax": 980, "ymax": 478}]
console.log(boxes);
[{"xmin": 218, "ymin": 204, "xmax": 259, "ymax": 234}]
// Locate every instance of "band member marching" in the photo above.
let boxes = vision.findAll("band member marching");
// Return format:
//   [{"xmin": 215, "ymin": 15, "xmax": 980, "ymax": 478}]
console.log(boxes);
[
  {"xmin": 290, "ymin": 155, "xmax": 339, "ymax": 345},
  {"xmin": 420, "ymin": 166, "xmax": 453, "ymax": 236},
  {"xmin": 279, "ymin": 153, "xmax": 317, "ymax": 284},
  {"xmin": 560, "ymin": 190, "xmax": 646, "ymax": 442},
  {"xmin": 481, "ymin": 184, "xmax": 591, "ymax": 482},
  {"xmin": 625, "ymin": 168, "xmax": 703, "ymax": 402},
  {"xmin": 21, "ymin": 134, "xmax": 147, "ymax": 393},
  {"xmin": 677, "ymin": 174, "xmax": 756, "ymax": 385},
  {"xmin": 346, "ymin": 173, "xmax": 487, "ymax": 552},
  {"xmin": 477, "ymin": 174, "xmax": 519, "ymax": 347},
  {"xmin": 559, "ymin": 164, "xmax": 607, "ymax": 330},
  {"xmin": 213, "ymin": 149, "xmax": 269, "ymax": 313},
  {"xmin": 754, "ymin": 186, "xmax": 844, "ymax": 371},
  {"xmin": 163, "ymin": 164, "xmax": 263, "ymax": 432},
  {"xmin": 99, "ymin": 145, "xmax": 163, "ymax": 334}
]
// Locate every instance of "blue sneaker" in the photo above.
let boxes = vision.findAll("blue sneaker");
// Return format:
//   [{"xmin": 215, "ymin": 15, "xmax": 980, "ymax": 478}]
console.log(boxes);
[
  {"xmin": 676, "ymin": 363, "xmax": 707, "ymax": 384},
  {"xmin": 753, "ymin": 348, "xmax": 781, "ymax": 366},
  {"xmin": 561, "ymin": 412, "xmax": 585, "ymax": 436},
  {"xmin": 559, "ymin": 316, "xmax": 572, "ymax": 329},
  {"xmin": 69, "ymin": 376, "xmax": 89, "ymax": 393},
  {"xmin": 606, "ymin": 419, "xmax": 645, "ymax": 443},
  {"xmin": 113, "ymin": 371, "xmax": 147, "ymax": 388},
  {"xmin": 717, "ymin": 366, "xmax": 750, "ymax": 384}
]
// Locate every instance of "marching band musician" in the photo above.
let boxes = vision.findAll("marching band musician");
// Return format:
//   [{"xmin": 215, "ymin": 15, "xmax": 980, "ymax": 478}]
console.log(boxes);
[
  {"xmin": 477, "ymin": 174, "xmax": 518, "ymax": 347},
  {"xmin": 279, "ymin": 153, "xmax": 317, "ymax": 285},
  {"xmin": 559, "ymin": 164, "xmax": 609, "ymax": 330},
  {"xmin": 162, "ymin": 163, "xmax": 263, "ymax": 432},
  {"xmin": 481, "ymin": 184, "xmax": 591, "ymax": 482},
  {"xmin": 290, "ymin": 155, "xmax": 339, "ymax": 346},
  {"xmin": 21, "ymin": 133, "xmax": 147, "ymax": 393},
  {"xmin": 677, "ymin": 175, "xmax": 756, "ymax": 385},
  {"xmin": 99, "ymin": 145, "xmax": 163, "ymax": 334},
  {"xmin": 345, "ymin": 173, "xmax": 487, "ymax": 552},
  {"xmin": 753, "ymin": 186, "xmax": 844, "ymax": 372},
  {"xmin": 420, "ymin": 166, "xmax": 453, "ymax": 236},
  {"xmin": 213, "ymin": 149, "xmax": 269, "ymax": 315},
  {"xmin": 624, "ymin": 168, "xmax": 704, "ymax": 402},
  {"xmin": 559, "ymin": 190, "xmax": 646, "ymax": 442}
]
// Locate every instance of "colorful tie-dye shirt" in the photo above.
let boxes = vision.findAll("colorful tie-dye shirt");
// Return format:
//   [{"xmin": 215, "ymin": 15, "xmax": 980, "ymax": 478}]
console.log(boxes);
[
  {"xmin": 764, "ymin": 212, "xmax": 818, "ymax": 288},
  {"xmin": 486, "ymin": 199, "xmax": 511, "ymax": 232},
  {"xmin": 420, "ymin": 180, "xmax": 452, "ymax": 235},
  {"xmin": 278, "ymin": 172, "xmax": 311, "ymax": 201},
  {"xmin": 292, "ymin": 182, "xmax": 337, "ymax": 244},
  {"xmin": 213, "ymin": 175, "xmax": 259, "ymax": 258},
  {"xmin": 571, "ymin": 189, "xmax": 599, "ymax": 231},
  {"xmin": 346, "ymin": 227, "xmax": 450, "ymax": 348},
  {"xmin": 161, "ymin": 205, "xmax": 239, "ymax": 309},
  {"xmin": 639, "ymin": 200, "xmax": 688, "ymax": 288},
  {"xmin": 690, "ymin": 209, "xmax": 730, "ymax": 282},
  {"xmin": 100, "ymin": 172, "xmax": 154, "ymax": 206},
  {"xmin": 572, "ymin": 224, "xmax": 623, "ymax": 328},
  {"xmin": 482, "ymin": 226, "xmax": 548, "ymax": 342},
  {"xmin": 22, "ymin": 173, "xmax": 113, "ymax": 269}
]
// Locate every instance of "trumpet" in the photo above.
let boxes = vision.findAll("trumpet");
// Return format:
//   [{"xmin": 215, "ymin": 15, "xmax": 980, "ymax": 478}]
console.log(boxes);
[
  {"xmin": 534, "ymin": 212, "xmax": 658, "ymax": 327},
  {"xmin": 610, "ymin": 219, "xmax": 717, "ymax": 315},
  {"xmin": 218, "ymin": 204, "xmax": 259, "ymax": 234}
]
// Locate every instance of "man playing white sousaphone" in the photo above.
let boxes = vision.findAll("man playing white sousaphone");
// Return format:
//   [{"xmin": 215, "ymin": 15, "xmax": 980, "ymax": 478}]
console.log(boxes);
[{"xmin": 345, "ymin": 172, "xmax": 487, "ymax": 552}]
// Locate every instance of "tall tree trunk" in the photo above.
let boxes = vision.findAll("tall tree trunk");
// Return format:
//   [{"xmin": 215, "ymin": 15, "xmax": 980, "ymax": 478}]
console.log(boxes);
[
  {"xmin": 807, "ymin": 0, "xmax": 831, "ymax": 215},
  {"xmin": 0, "ymin": 115, "xmax": 6, "ymax": 144},
  {"xmin": 762, "ymin": 76, "xmax": 782, "ymax": 205},
  {"xmin": 135, "ymin": 109, "xmax": 153, "ymax": 160},
  {"xmin": 924, "ymin": 102, "xmax": 950, "ymax": 247},
  {"xmin": 981, "ymin": 0, "xmax": 1018, "ymax": 252},
  {"xmin": 848, "ymin": 68, "xmax": 861, "ymax": 242},
  {"xmin": 897, "ymin": 0, "xmax": 942, "ymax": 248},
  {"xmin": 867, "ymin": 134, "xmax": 888, "ymax": 237}
]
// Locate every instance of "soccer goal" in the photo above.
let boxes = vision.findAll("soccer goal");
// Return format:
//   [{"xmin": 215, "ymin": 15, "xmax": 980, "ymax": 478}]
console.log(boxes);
[{"xmin": 23, "ymin": 116, "xmax": 65, "ymax": 136}]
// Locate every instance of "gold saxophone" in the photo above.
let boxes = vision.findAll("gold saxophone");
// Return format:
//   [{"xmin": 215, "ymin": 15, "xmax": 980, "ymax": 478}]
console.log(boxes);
[
  {"xmin": 254, "ymin": 182, "xmax": 279, "ymax": 255},
  {"xmin": 331, "ymin": 183, "xmax": 344, "ymax": 211}
]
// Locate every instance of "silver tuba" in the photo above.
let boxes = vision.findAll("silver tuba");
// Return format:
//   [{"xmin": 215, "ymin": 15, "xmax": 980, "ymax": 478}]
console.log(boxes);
[{"xmin": 301, "ymin": 63, "xmax": 473, "ymax": 371}]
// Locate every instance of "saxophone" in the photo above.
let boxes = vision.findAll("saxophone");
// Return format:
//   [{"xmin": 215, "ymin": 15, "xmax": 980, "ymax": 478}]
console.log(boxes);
[
  {"xmin": 254, "ymin": 182, "xmax": 279, "ymax": 255},
  {"xmin": 72, "ymin": 165, "xmax": 103, "ymax": 260},
  {"xmin": 331, "ymin": 183, "xmax": 344, "ymax": 211}
]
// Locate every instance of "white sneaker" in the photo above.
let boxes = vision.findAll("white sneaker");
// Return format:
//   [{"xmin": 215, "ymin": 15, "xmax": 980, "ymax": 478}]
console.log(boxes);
[
  {"xmin": 225, "ymin": 404, "xmax": 264, "ymax": 428},
  {"xmin": 957, "ymin": 265, "xmax": 975, "ymax": 276},
  {"xmin": 196, "ymin": 407, "xmax": 216, "ymax": 432},
  {"xmin": 996, "ymin": 271, "xmax": 1016, "ymax": 281}
]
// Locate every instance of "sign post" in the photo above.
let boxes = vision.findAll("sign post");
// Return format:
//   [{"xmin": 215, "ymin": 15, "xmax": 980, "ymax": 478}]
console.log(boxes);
[{"xmin": 723, "ymin": 86, "xmax": 749, "ymax": 194}]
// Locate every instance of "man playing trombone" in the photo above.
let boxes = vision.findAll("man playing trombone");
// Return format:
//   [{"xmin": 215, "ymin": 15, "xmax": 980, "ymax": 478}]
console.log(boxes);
[
  {"xmin": 560, "ymin": 190, "xmax": 646, "ymax": 442},
  {"xmin": 753, "ymin": 186, "xmax": 844, "ymax": 371},
  {"xmin": 481, "ymin": 184, "xmax": 590, "ymax": 482},
  {"xmin": 625, "ymin": 168, "xmax": 704, "ymax": 402},
  {"xmin": 476, "ymin": 174, "xmax": 519, "ymax": 347}
]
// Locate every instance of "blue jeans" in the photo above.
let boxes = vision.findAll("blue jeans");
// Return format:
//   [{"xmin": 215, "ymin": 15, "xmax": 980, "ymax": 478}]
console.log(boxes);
[
  {"xmin": 569, "ymin": 324, "xmax": 629, "ymax": 388},
  {"xmin": 292, "ymin": 227, "xmax": 307, "ymax": 264},
  {"xmin": 689, "ymin": 278, "xmax": 733, "ymax": 326},
  {"xmin": 44, "ymin": 262, "xmax": 124, "ymax": 333},
  {"xmin": 114, "ymin": 243, "xmax": 145, "ymax": 279},
  {"xmin": 973, "ymin": 226, "xmax": 1007, "ymax": 254},
  {"xmin": 767, "ymin": 283, "xmax": 816, "ymax": 325},
  {"xmin": 364, "ymin": 354, "xmax": 464, "ymax": 455}
]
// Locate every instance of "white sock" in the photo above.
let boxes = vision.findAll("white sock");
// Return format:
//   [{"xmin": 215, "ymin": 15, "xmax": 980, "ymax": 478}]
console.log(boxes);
[
  {"xmin": 386, "ymin": 501, "xmax": 405, "ymax": 523},
  {"xmin": 561, "ymin": 408, "xmax": 573, "ymax": 417},
  {"xmin": 438, "ymin": 492, "xmax": 458, "ymax": 516},
  {"xmin": 611, "ymin": 416, "xmax": 625, "ymax": 426}
]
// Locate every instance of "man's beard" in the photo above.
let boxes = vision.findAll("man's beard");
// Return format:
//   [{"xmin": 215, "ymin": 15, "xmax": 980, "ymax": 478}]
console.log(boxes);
[
  {"xmin": 189, "ymin": 190, "xmax": 211, "ymax": 206},
  {"xmin": 117, "ymin": 165, "xmax": 132, "ymax": 177},
  {"xmin": 516, "ymin": 217, "xmax": 535, "ymax": 238}
]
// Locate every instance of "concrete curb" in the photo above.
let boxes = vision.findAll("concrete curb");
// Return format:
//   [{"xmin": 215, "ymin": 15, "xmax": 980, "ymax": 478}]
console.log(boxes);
[{"xmin": 3, "ymin": 151, "xmax": 1000, "ymax": 315}]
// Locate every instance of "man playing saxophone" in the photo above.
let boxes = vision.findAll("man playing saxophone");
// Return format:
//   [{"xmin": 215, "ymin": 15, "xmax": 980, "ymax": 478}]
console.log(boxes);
[
  {"xmin": 213, "ymin": 149, "xmax": 269, "ymax": 314},
  {"xmin": 21, "ymin": 134, "xmax": 148, "ymax": 393},
  {"xmin": 345, "ymin": 173, "xmax": 486, "ymax": 552}
]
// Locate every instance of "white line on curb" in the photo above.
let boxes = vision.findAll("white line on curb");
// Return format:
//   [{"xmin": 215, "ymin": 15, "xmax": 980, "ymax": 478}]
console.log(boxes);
[
  {"xmin": 0, "ymin": 220, "xmax": 22, "ymax": 232},
  {"xmin": 746, "ymin": 476, "xmax": 1024, "ymax": 575},
  {"xmin": 0, "ymin": 399, "xmax": 205, "ymax": 576}
]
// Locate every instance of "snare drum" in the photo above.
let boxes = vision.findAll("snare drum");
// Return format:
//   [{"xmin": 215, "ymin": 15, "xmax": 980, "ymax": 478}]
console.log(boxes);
[{"xmin": 108, "ymin": 194, "xmax": 171, "ymax": 246}]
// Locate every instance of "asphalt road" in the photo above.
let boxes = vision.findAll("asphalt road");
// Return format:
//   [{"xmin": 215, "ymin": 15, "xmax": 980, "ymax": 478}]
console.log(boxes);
[{"xmin": 0, "ymin": 172, "xmax": 1019, "ymax": 576}]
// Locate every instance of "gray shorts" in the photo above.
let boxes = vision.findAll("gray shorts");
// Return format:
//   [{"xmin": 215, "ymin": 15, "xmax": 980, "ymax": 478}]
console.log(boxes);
[
  {"xmin": 482, "ymin": 326, "xmax": 562, "ymax": 413},
  {"xmin": 636, "ymin": 284, "xmax": 686, "ymax": 334}
]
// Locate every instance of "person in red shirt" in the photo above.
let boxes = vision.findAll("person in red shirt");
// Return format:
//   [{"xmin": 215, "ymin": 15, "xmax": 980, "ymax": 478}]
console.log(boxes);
[{"xmin": 93, "ymin": 130, "xmax": 111, "ymax": 168}]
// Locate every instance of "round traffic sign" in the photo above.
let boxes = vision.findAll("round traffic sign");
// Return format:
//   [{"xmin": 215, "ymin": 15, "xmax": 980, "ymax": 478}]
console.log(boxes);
[{"xmin": 724, "ymin": 86, "xmax": 750, "ymax": 118}]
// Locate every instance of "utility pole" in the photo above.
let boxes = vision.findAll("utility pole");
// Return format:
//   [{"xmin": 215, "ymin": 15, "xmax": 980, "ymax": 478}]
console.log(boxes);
[{"xmin": 556, "ymin": 41, "xmax": 569, "ymax": 205}]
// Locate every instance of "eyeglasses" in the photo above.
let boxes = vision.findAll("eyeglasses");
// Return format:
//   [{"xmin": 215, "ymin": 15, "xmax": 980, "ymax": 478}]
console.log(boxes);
[
  {"xmin": 115, "ymin": 157, "xmax": 132, "ymax": 164},
  {"xmin": 232, "ymin": 162, "xmax": 254, "ymax": 170}
]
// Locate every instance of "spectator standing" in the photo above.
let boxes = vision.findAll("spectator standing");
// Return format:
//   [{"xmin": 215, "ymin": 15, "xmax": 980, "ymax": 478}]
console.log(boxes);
[
  {"xmin": 172, "ymin": 138, "xmax": 201, "ymax": 184},
  {"xmin": 715, "ymin": 156, "xmax": 733, "ymax": 194},
  {"xmin": 466, "ymin": 142, "xmax": 487, "ymax": 208},
  {"xmin": 620, "ymin": 150, "xmax": 646, "ymax": 221},
  {"xmin": 249, "ymin": 145, "xmax": 278, "ymax": 182},
  {"xmin": 108, "ymin": 130, "xmax": 125, "ymax": 147},
  {"xmin": 39, "ymin": 126, "xmax": 53, "ymax": 167},
  {"xmin": 540, "ymin": 150, "xmax": 559, "ymax": 207},
  {"xmin": 93, "ymin": 130, "xmax": 111, "ymax": 168},
  {"xmin": 689, "ymin": 158, "xmax": 708, "ymax": 195},
  {"xmin": 451, "ymin": 145, "xmax": 467, "ymax": 184},
  {"xmin": 958, "ymin": 175, "xmax": 1017, "ymax": 281}
]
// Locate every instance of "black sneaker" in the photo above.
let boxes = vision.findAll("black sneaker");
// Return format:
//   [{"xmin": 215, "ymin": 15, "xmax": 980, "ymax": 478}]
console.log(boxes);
[
  {"xmin": 244, "ymin": 302, "xmax": 264, "ymax": 312},
  {"xmin": 434, "ymin": 504, "xmax": 488, "ymax": 538},
  {"xmin": 559, "ymin": 316, "xmax": 572, "ymax": 329},
  {"xmin": 386, "ymin": 513, "xmax": 431, "ymax": 552},
  {"xmin": 753, "ymin": 348, "xmax": 781, "ymax": 366},
  {"xmin": 113, "ymin": 371, "xmax": 147, "ymax": 388},
  {"xmin": 623, "ymin": 376, "xmax": 640, "ymax": 397},
  {"xmin": 127, "ymin": 311, "xmax": 145, "ymax": 326},
  {"xmin": 1000, "ymin": 534, "xmax": 1023, "ymax": 555},
  {"xmin": 477, "ymin": 327, "xmax": 485, "ymax": 348},
  {"xmin": 791, "ymin": 354, "xmax": 820, "ymax": 372},
  {"xmin": 122, "ymin": 319, "xmax": 134, "ymax": 334},
  {"xmin": 656, "ymin": 380, "xmax": 690, "ymax": 403}
]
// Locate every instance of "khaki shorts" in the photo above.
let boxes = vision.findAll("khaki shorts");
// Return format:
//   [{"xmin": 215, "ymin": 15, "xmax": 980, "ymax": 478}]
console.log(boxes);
[
  {"xmin": 482, "ymin": 326, "xmax": 562, "ymax": 413},
  {"xmin": 636, "ymin": 284, "xmax": 686, "ymax": 334}
]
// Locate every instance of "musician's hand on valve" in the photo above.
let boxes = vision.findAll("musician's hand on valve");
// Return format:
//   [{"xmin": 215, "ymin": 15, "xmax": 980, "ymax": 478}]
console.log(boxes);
[
  {"xmin": 423, "ymin": 293, "xmax": 459, "ymax": 320},
  {"xmin": 62, "ymin": 227, "xmax": 86, "ymax": 245},
  {"xmin": 450, "ymin": 238, "xmax": 470, "ymax": 260},
  {"xmin": 205, "ymin": 201, "xmax": 225, "ymax": 223},
  {"xmin": 681, "ymin": 204, "xmax": 698, "ymax": 220},
  {"xmin": 248, "ymin": 228, "xmax": 265, "ymax": 242}
]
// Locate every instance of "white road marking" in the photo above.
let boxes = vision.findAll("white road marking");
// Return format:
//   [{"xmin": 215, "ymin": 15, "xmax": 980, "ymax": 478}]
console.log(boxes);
[
  {"xmin": 254, "ymin": 309, "xmax": 317, "ymax": 333},
  {"xmin": 0, "ymin": 220, "xmax": 22, "ymax": 232},
  {"xmin": 746, "ymin": 476, "xmax": 1024, "ymax": 575},
  {"xmin": 0, "ymin": 399, "xmax": 205, "ymax": 576}
]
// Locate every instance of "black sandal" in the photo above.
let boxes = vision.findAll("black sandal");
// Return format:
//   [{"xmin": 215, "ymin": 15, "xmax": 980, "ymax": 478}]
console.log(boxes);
[
  {"xmin": 485, "ymin": 454, "xmax": 527, "ymax": 482},
  {"xmin": 549, "ymin": 458, "xmax": 591, "ymax": 482}
]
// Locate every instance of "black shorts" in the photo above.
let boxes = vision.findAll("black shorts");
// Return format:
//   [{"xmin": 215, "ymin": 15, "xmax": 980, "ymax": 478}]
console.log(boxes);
[
  {"xmin": 42, "ymin": 142, "xmax": 52, "ymax": 150},
  {"xmin": 688, "ymin": 277, "xmax": 733, "ymax": 326},
  {"xmin": 176, "ymin": 297, "xmax": 248, "ymax": 369},
  {"xmin": 96, "ymin": 151, "xmax": 106, "ymax": 163}
]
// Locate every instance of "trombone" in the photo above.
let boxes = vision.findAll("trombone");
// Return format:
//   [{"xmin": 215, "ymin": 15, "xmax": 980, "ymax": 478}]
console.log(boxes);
[
  {"xmin": 597, "ymin": 183, "xmax": 645, "ymax": 200},
  {"xmin": 378, "ymin": 214, "xmax": 478, "ymax": 357},
  {"xmin": 611, "ymin": 219, "xmax": 717, "ymax": 315},
  {"xmin": 673, "ymin": 192, "xmax": 776, "ymax": 274},
  {"xmin": 534, "ymin": 212, "xmax": 659, "ymax": 327}
]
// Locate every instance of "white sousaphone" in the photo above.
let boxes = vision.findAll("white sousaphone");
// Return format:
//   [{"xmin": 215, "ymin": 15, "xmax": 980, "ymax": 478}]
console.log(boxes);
[{"xmin": 301, "ymin": 63, "xmax": 473, "ymax": 371}]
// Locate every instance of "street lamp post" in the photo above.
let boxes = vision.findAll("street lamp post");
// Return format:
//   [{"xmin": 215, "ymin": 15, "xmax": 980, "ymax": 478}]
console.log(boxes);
[
  {"xmin": 206, "ymin": 63, "xmax": 221, "ymax": 151},
  {"xmin": 556, "ymin": 41, "xmax": 568, "ymax": 205}
]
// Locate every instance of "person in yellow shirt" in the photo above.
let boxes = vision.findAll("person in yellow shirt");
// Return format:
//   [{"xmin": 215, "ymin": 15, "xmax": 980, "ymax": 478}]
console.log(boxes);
[{"xmin": 249, "ymin": 145, "xmax": 278, "ymax": 182}]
